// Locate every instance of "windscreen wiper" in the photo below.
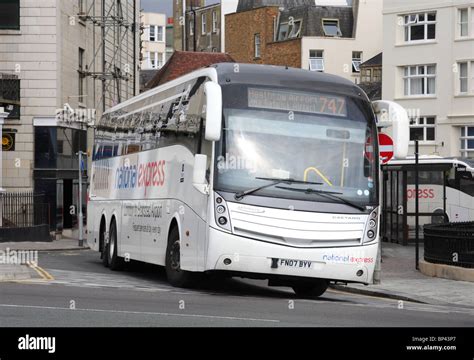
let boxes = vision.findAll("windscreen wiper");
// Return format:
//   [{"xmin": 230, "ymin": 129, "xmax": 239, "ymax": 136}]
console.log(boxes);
[
  {"xmin": 275, "ymin": 186, "xmax": 366, "ymax": 212},
  {"xmin": 234, "ymin": 178, "xmax": 323, "ymax": 201}
]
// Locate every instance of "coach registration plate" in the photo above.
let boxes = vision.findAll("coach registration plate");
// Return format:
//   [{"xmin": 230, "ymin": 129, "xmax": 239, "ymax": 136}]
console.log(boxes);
[{"xmin": 271, "ymin": 258, "xmax": 312, "ymax": 269}]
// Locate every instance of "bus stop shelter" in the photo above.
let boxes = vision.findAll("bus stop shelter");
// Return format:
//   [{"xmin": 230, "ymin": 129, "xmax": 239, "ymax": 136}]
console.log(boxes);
[{"xmin": 381, "ymin": 162, "xmax": 450, "ymax": 245}]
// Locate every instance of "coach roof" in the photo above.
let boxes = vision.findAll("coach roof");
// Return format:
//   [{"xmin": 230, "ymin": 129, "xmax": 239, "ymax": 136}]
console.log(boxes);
[{"xmin": 211, "ymin": 63, "xmax": 366, "ymax": 99}]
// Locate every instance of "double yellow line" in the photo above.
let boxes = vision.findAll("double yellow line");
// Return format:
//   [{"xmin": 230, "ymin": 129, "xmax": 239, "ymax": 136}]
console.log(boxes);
[{"xmin": 27, "ymin": 262, "xmax": 54, "ymax": 281}]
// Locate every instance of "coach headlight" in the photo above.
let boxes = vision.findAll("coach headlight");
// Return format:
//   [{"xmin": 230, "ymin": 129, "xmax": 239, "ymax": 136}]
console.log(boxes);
[
  {"xmin": 214, "ymin": 194, "xmax": 232, "ymax": 232},
  {"xmin": 363, "ymin": 208, "xmax": 379, "ymax": 244}
]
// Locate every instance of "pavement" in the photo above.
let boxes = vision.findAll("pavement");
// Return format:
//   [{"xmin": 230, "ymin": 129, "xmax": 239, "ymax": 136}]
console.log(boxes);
[
  {"xmin": 1, "ymin": 237, "xmax": 473, "ymax": 308},
  {"xmin": 333, "ymin": 242, "xmax": 474, "ymax": 308},
  {"xmin": 0, "ymin": 237, "xmax": 88, "ymax": 282}
]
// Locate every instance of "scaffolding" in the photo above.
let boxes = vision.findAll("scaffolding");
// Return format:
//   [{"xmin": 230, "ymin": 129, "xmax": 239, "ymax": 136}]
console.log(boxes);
[{"xmin": 77, "ymin": 0, "xmax": 139, "ymax": 113}]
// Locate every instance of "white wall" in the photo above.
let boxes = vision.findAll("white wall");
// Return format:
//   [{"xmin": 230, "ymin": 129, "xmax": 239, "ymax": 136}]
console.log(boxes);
[
  {"xmin": 221, "ymin": 0, "xmax": 239, "ymax": 52},
  {"xmin": 382, "ymin": 0, "xmax": 474, "ymax": 157},
  {"xmin": 142, "ymin": 12, "xmax": 167, "ymax": 70}
]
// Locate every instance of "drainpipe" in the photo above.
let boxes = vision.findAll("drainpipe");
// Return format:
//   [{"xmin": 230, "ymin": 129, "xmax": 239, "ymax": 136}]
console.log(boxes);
[{"xmin": 0, "ymin": 107, "xmax": 8, "ymax": 226}]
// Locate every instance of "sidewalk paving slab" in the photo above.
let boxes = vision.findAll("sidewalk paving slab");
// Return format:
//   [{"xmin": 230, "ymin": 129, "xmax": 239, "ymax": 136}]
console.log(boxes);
[
  {"xmin": 0, "ymin": 238, "xmax": 89, "ymax": 252},
  {"xmin": 0, "ymin": 264, "xmax": 40, "ymax": 281}
]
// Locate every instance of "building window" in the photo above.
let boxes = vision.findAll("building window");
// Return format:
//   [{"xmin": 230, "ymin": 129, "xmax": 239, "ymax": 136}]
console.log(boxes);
[
  {"xmin": 403, "ymin": 12, "xmax": 436, "ymax": 42},
  {"xmin": 78, "ymin": 48, "xmax": 85, "ymax": 102},
  {"xmin": 157, "ymin": 53, "xmax": 164, "ymax": 68},
  {"xmin": 352, "ymin": 51, "xmax": 362, "ymax": 73},
  {"xmin": 157, "ymin": 26, "xmax": 164, "ymax": 42},
  {"xmin": 288, "ymin": 20, "xmax": 302, "ymax": 38},
  {"xmin": 373, "ymin": 68, "xmax": 382, "ymax": 82},
  {"xmin": 458, "ymin": 62, "xmax": 469, "ymax": 93},
  {"xmin": 459, "ymin": 8, "xmax": 469, "ymax": 37},
  {"xmin": 148, "ymin": 52, "xmax": 164, "ymax": 69},
  {"xmin": 361, "ymin": 68, "xmax": 372, "ymax": 82},
  {"xmin": 0, "ymin": 0, "xmax": 20, "ymax": 30},
  {"xmin": 149, "ymin": 52, "xmax": 156, "ymax": 69},
  {"xmin": 0, "ymin": 74, "xmax": 20, "ymax": 119},
  {"xmin": 212, "ymin": 11, "xmax": 218, "ymax": 33},
  {"xmin": 278, "ymin": 23, "xmax": 289, "ymax": 40},
  {"xmin": 149, "ymin": 25, "xmax": 164, "ymax": 42},
  {"xmin": 403, "ymin": 65, "xmax": 436, "ymax": 96},
  {"xmin": 322, "ymin": 19, "xmax": 342, "ymax": 37},
  {"xmin": 254, "ymin": 33, "xmax": 261, "ymax": 58},
  {"xmin": 149, "ymin": 26, "xmax": 156, "ymax": 41},
  {"xmin": 410, "ymin": 116, "xmax": 435, "ymax": 142},
  {"xmin": 460, "ymin": 126, "xmax": 474, "ymax": 158},
  {"xmin": 78, "ymin": 0, "xmax": 85, "ymax": 14},
  {"xmin": 190, "ymin": 20, "xmax": 194, "ymax": 36},
  {"xmin": 201, "ymin": 13, "xmax": 207, "ymax": 35},
  {"xmin": 278, "ymin": 20, "xmax": 302, "ymax": 40},
  {"xmin": 309, "ymin": 50, "xmax": 324, "ymax": 72}
]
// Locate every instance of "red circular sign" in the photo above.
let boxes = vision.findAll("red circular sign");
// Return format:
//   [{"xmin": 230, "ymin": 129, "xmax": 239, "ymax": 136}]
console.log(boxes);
[{"xmin": 378, "ymin": 133, "xmax": 394, "ymax": 164}]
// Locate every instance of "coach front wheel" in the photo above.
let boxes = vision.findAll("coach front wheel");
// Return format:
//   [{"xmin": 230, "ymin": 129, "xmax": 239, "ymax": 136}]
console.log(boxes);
[
  {"xmin": 165, "ymin": 227, "xmax": 192, "ymax": 288},
  {"xmin": 292, "ymin": 280, "xmax": 328, "ymax": 298}
]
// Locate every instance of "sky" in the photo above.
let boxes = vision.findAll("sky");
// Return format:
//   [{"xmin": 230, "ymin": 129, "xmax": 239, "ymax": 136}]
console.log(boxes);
[{"xmin": 141, "ymin": 0, "xmax": 221, "ymax": 16}]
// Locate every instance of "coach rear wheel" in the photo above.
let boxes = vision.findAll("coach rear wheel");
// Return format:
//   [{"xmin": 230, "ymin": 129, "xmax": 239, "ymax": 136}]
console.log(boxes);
[
  {"xmin": 292, "ymin": 280, "xmax": 328, "ymax": 298},
  {"xmin": 165, "ymin": 227, "xmax": 192, "ymax": 288},
  {"xmin": 100, "ymin": 223, "xmax": 109, "ymax": 268}
]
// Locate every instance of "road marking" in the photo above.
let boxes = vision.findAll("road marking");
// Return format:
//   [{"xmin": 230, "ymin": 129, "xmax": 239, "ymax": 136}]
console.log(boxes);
[
  {"xmin": 27, "ymin": 263, "xmax": 54, "ymax": 281},
  {"xmin": 0, "ymin": 304, "xmax": 280, "ymax": 323}
]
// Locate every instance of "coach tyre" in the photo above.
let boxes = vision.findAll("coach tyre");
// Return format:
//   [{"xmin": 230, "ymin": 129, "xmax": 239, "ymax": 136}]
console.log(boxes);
[
  {"xmin": 292, "ymin": 280, "xmax": 328, "ymax": 298},
  {"xmin": 100, "ymin": 220, "xmax": 109, "ymax": 267},
  {"xmin": 107, "ymin": 219, "xmax": 125, "ymax": 271},
  {"xmin": 165, "ymin": 226, "xmax": 192, "ymax": 287}
]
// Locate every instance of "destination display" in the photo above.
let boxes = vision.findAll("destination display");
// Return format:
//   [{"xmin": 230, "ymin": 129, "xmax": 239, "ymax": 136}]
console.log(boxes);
[{"xmin": 248, "ymin": 88, "xmax": 347, "ymax": 117}]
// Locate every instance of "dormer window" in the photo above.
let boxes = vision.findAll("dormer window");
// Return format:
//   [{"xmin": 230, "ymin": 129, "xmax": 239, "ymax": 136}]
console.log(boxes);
[
  {"xmin": 322, "ymin": 19, "xmax": 342, "ymax": 37},
  {"xmin": 278, "ymin": 20, "xmax": 303, "ymax": 40},
  {"xmin": 278, "ymin": 23, "xmax": 289, "ymax": 40}
]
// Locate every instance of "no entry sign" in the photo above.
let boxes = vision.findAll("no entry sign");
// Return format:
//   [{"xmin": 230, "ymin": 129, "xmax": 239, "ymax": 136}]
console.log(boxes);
[
  {"xmin": 365, "ymin": 133, "xmax": 394, "ymax": 164},
  {"xmin": 378, "ymin": 133, "xmax": 394, "ymax": 164}
]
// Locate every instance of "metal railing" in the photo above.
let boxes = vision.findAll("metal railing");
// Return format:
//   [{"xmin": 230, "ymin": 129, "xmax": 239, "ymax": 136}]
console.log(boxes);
[
  {"xmin": 423, "ymin": 222, "xmax": 474, "ymax": 268},
  {"xmin": 1, "ymin": 192, "xmax": 49, "ymax": 228}
]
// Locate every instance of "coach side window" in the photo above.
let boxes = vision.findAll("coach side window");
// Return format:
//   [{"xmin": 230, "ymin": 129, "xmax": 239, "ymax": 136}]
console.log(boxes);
[{"xmin": 458, "ymin": 171, "xmax": 474, "ymax": 197}]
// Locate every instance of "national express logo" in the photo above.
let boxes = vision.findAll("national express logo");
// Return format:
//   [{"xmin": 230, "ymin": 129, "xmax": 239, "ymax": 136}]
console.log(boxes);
[{"xmin": 115, "ymin": 160, "xmax": 166, "ymax": 195}]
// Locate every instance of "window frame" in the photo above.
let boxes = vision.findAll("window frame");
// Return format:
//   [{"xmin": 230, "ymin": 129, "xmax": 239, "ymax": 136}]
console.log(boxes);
[
  {"xmin": 403, "ymin": 11, "xmax": 437, "ymax": 42},
  {"xmin": 352, "ymin": 51, "xmax": 362, "ymax": 73},
  {"xmin": 458, "ymin": 8, "xmax": 469, "ymax": 37},
  {"xmin": 157, "ymin": 25, "xmax": 164, "ymax": 42},
  {"xmin": 409, "ymin": 116, "xmax": 436, "ymax": 144},
  {"xmin": 149, "ymin": 25, "xmax": 156, "ymax": 42},
  {"xmin": 402, "ymin": 64, "xmax": 437, "ymax": 97},
  {"xmin": 201, "ymin": 13, "xmax": 207, "ymax": 35},
  {"xmin": 322, "ymin": 19, "xmax": 342, "ymax": 37},
  {"xmin": 254, "ymin": 33, "xmax": 261, "ymax": 59},
  {"xmin": 309, "ymin": 50, "xmax": 324, "ymax": 72},
  {"xmin": 460, "ymin": 126, "xmax": 474, "ymax": 158},
  {"xmin": 212, "ymin": 11, "xmax": 218, "ymax": 33}
]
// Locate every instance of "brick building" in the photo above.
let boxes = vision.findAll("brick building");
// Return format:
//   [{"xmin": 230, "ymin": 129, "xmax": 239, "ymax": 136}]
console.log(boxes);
[
  {"xmin": 226, "ymin": 0, "xmax": 382, "ymax": 82},
  {"xmin": 173, "ymin": 0, "xmax": 238, "ymax": 53}
]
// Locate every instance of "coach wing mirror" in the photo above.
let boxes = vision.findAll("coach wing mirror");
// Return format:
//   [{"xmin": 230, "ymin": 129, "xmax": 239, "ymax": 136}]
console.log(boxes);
[
  {"xmin": 193, "ymin": 154, "xmax": 210, "ymax": 195},
  {"xmin": 372, "ymin": 100, "xmax": 410, "ymax": 159},
  {"xmin": 204, "ymin": 82, "xmax": 222, "ymax": 142}
]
